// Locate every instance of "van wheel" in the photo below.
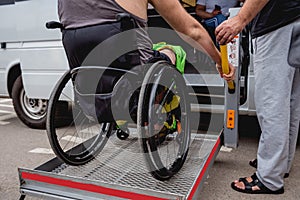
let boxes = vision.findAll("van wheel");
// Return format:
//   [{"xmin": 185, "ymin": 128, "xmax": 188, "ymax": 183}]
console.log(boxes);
[{"xmin": 12, "ymin": 76, "xmax": 48, "ymax": 129}]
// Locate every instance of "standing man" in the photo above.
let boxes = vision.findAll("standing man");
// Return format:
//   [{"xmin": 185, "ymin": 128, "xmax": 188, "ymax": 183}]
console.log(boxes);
[{"xmin": 216, "ymin": 0, "xmax": 300, "ymax": 194}]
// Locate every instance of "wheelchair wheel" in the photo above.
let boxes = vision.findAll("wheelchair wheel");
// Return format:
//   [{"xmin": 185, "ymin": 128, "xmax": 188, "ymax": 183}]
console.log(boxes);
[
  {"xmin": 137, "ymin": 61, "xmax": 190, "ymax": 181},
  {"xmin": 46, "ymin": 70, "xmax": 113, "ymax": 165}
]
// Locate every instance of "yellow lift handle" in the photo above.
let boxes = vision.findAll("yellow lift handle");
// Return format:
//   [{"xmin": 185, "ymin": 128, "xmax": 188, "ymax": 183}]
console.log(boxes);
[{"xmin": 220, "ymin": 45, "xmax": 235, "ymax": 92}]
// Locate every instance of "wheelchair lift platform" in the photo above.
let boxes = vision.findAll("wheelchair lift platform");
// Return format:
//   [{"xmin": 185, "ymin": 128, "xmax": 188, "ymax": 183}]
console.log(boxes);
[
  {"xmin": 18, "ymin": 40, "xmax": 241, "ymax": 199},
  {"xmin": 19, "ymin": 31, "xmax": 241, "ymax": 199},
  {"xmin": 19, "ymin": 130, "xmax": 222, "ymax": 200}
]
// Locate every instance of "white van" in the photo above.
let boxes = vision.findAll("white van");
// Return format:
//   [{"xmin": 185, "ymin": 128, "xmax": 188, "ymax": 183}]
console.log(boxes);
[
  {"xmin": 0, "ymin": 0, "xmax": 68, "ymax": 128},
  {"xmin": 0, "ymin": 0, "xmax": 256, "ymax": 129}
]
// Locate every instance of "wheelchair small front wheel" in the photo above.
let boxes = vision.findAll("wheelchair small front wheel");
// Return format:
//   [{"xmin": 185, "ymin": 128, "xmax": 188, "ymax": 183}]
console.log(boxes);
[
  {"xmin": 137, "ymin": 61, "xmax": 191, "ymax": 181},
  {"xmin": 116, "ymin": 128, "xmax": 130, "ymax": 140}
]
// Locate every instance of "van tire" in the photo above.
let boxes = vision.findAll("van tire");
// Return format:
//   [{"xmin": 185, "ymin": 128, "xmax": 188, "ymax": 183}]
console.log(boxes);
[{"xmin": 12, "ymin": 76, "xmax": 48, "ymax": 129}]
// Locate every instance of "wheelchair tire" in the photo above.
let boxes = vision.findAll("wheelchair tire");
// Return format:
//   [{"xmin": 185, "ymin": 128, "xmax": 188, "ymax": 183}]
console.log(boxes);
[
  {"xmin": 46, "ymin": 70, "xmax": 113, "ymax": 165},
  {"xmin": 137, "ymin": 61, "xmax": 191, "ymax": 181}
]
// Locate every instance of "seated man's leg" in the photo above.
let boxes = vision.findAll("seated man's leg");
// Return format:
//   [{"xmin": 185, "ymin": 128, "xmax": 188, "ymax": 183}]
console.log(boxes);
[
  {"xmin": 148, "ymin": 43, "xmax": 187, "ymax": 141},
  {"xmin": 159, "ymin": 48, "xmax": 176, "ymax": 65},
  {"xmin": 152, "ymin": 42, "xmax": 186, "ymax": 74}
]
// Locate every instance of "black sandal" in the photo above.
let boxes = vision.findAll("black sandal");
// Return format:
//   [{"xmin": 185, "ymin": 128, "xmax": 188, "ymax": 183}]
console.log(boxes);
[
  {"xmin": 249, "ymin": 159, "xmax": 289, "ymax": 178},
  {"xmin": 249, "ymin": 158, "xmax": 257, "ymax": 168},
  {"xmin": 231, "ymin": 173, "xmax": 284, "ymax": 194}
]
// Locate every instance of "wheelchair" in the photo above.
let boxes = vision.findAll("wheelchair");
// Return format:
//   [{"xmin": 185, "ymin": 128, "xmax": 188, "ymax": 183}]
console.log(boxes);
[{"xmin": 46, "ymin": 17, "xmax": 191, "ymax": 181}]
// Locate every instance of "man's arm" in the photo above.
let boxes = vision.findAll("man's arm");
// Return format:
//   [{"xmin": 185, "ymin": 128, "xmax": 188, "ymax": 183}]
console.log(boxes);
[
  {"xmin": 149, "ymin": 0, "xmax": 235, "ymax": 81},
  {"xmin": 215, "ymin": 0, "xmax": 269, "ymax": 44},
  {"xmin": 150, "ymin": 0, "xmax": 221, "ymax": 64}
]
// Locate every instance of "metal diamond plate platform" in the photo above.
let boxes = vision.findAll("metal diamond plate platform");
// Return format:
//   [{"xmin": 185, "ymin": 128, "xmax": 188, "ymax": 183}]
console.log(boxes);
[{"xmin": 19, "ymin": 129, "xmax": 221, "ymax": 200}]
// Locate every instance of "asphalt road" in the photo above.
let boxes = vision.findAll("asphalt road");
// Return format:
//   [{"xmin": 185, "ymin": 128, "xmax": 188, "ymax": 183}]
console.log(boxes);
[
  {"xmin": 0, "ymin": 98, "xmax": 54, "ymax": 200},
  {"xmin": 200, "ymin": 116, "xmax": 300, "ymax": 200},
  {"xmin": 0, "ymin": 98, "xmax": 299, "ymax": 200}
]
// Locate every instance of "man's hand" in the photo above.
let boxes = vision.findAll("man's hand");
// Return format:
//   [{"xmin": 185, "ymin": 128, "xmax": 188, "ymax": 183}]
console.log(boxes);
[
  {"xmin": 215, "ymin": 16, "xmax": 245, "ymax": 45},
  {"xmin": 216, "ymin": 62, "xmax": 236, "ymax": 81},
  {"xmin": 215, "ymin": 0, "xmax": 269, "ymax": 45},
  {"xmin": 212, "ymin": 9, "xmax": 221, "ymax": 16}
]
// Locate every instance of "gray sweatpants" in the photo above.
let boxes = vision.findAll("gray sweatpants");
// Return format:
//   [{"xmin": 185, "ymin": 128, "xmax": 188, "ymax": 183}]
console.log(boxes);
[{"xmin": 253, "ymin": 18, "xmax": 300, "ymax": 191}]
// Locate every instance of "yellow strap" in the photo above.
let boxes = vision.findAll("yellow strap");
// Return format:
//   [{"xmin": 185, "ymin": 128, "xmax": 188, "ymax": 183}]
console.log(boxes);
[{"xmin": 162, "ymin": 95, "xmax": 180, "ymax": 113}]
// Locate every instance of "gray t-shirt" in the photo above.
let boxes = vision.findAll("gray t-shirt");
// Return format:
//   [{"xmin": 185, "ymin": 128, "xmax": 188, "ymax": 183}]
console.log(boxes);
[
  {"xmin": 58, "ymin": 0, "xmax": 153, "ymax": 64},
  {"xmin": 58, "ymin": 0, "xmax": 146, "ymax": 29}
]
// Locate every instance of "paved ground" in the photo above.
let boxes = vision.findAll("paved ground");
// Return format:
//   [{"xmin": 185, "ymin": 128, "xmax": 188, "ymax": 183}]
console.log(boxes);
[
  {"xmin": 0, "ymin": 98, "xmax": 299, "ymax": 200},
  {"xmin": 200, "ymin": 117, "xmax": 300, "ymax": 200}
]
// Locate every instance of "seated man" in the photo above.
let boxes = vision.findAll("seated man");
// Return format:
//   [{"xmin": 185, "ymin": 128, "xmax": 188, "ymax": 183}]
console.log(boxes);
[
  {"xmin": 58, "ymin": 0, "xmax": 235, "ymax": 123},
  {"xmin": 195, "ymin": 0, "xmax": 240, "ymax": 46},
  {"xmin": 58, "ymin": 0, "xmax": 235, "ymax": 74}
]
